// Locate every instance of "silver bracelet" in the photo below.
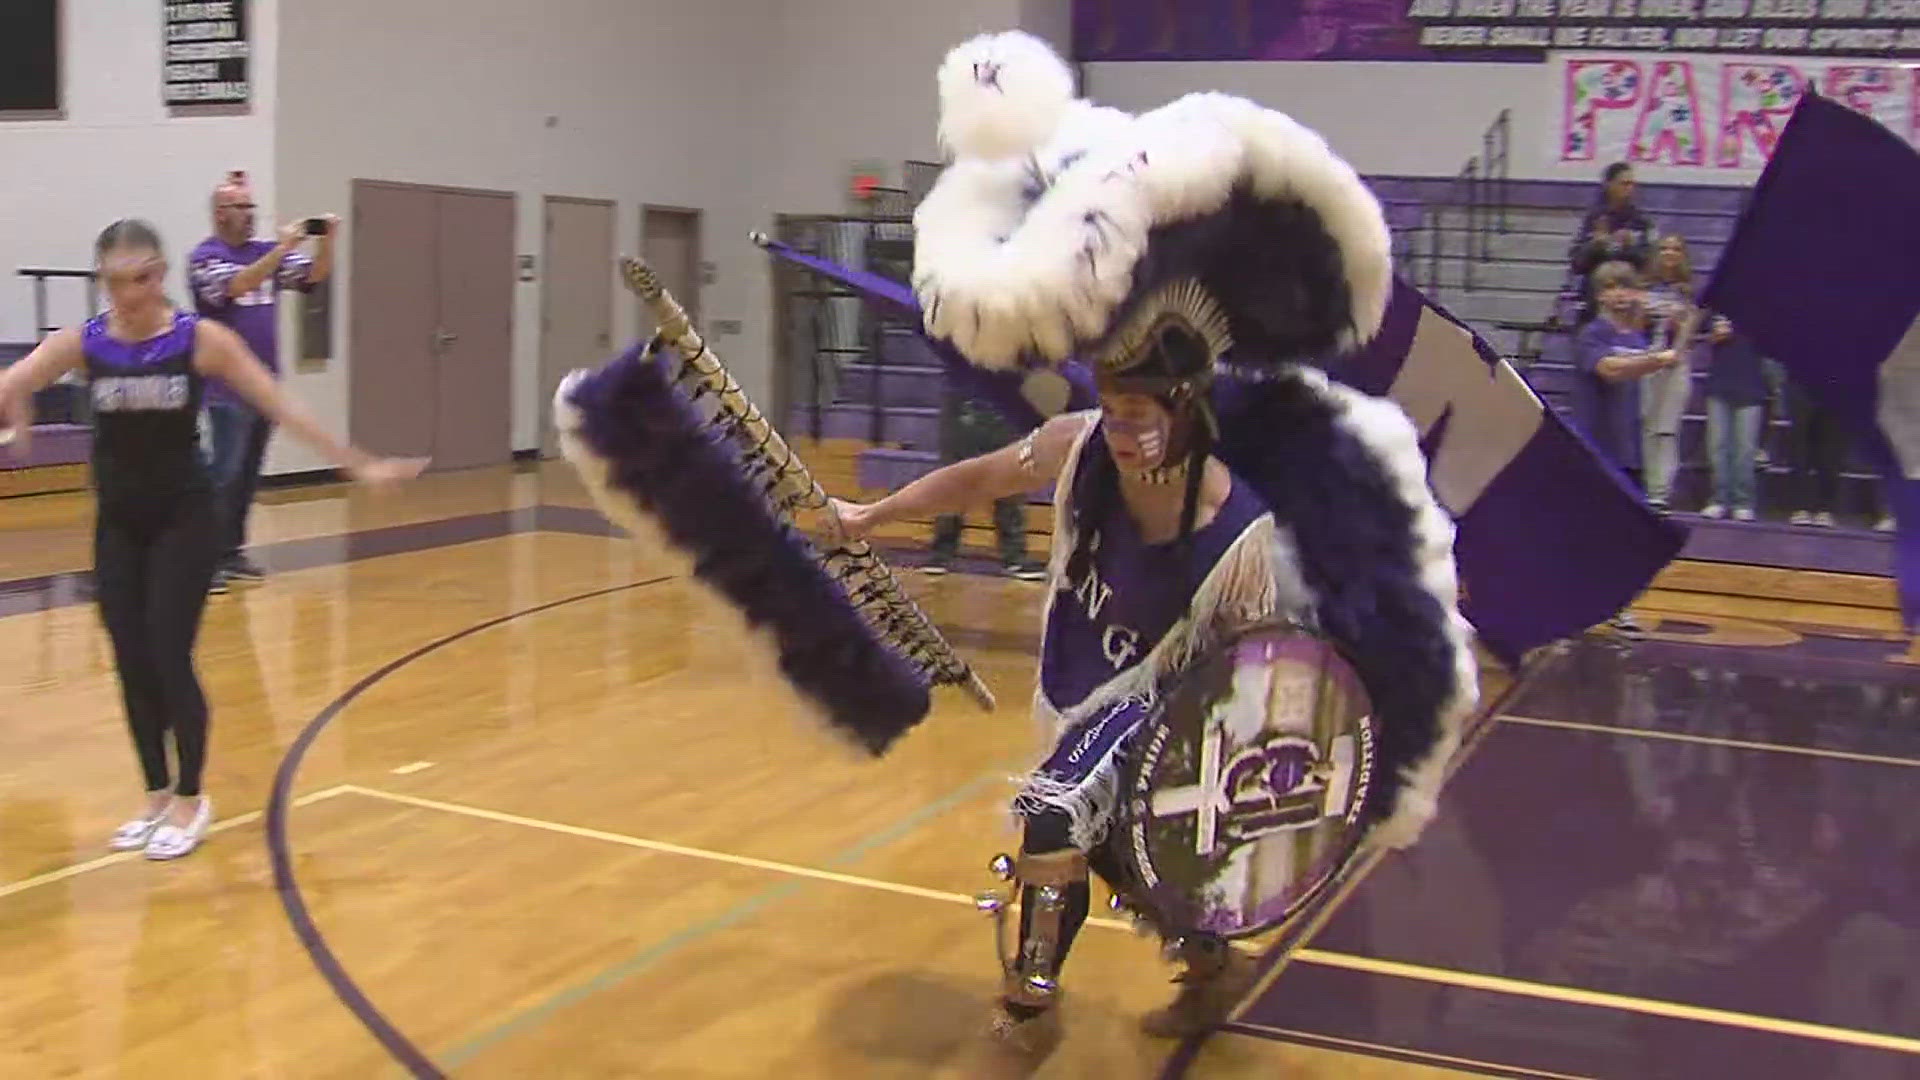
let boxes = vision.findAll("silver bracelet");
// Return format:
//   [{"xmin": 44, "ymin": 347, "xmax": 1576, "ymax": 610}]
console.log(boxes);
[{"xmin": 1016, "ymin": 431, "xmax": 1038, "ymax": 475}]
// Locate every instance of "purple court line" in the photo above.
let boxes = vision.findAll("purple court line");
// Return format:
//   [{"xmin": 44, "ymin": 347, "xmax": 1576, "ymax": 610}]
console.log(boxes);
[
  {"xmin": 1155, "ymin": 645, "xmax": 1562, "ymax": 1079},
  {"xmin": 265, "ymin": 576, "xmax": 674, "ymax": 1079},
  {"xmin": 0, "ymin": 505, "xmax": 619, "ymax": 619}
]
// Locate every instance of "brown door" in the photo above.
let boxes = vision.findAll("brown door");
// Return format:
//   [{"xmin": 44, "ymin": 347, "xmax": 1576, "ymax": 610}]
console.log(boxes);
[
  {"xmin": 539, "ymin": 197, "xmax": 615, "ymax": 457},
  {"xmin": 349, "ymin": 182, "xmax": 438, "ymax": 460},
  {"xmin": 431, "ymin": 189, "xmax": 515, "ymax": 471},
  {"xmin": 639, "ymin": 206, "xmax": 701, "ymax": 341},
  {"xmin": 348, "ymin": 180, "xmax": 514, "ymax": 473}
]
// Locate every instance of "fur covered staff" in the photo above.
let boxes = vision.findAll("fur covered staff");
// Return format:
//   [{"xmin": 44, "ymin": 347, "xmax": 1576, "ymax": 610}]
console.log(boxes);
[{"xmin": 554, "ymin": 342, "xmax": 933, "ymax": 755}]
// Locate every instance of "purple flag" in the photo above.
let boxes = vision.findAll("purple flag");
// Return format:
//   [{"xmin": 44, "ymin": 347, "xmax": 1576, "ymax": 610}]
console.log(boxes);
[
  {"xmin": 1329, "ymin": 278, "xmax": 1689, "ymax": 659},
  {"xmin": 1697, "ymin": 92, "xmax": 1920, "ymax": 626},
  {"xmin": 761, "ymin": 245, "xmax": 1686, "ymax": 662}
]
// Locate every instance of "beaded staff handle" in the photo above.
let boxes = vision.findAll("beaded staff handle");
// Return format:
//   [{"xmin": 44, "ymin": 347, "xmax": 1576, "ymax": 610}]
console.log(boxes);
[{"xmin": 618, "ymin": 254, "xmax": 995, "ymax": 712}]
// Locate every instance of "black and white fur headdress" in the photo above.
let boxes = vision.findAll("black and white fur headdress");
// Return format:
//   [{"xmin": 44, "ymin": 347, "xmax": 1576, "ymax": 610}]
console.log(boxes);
[{"xmin": 912, "ymin": 31, "xmax": 1394, "ymax": 376}]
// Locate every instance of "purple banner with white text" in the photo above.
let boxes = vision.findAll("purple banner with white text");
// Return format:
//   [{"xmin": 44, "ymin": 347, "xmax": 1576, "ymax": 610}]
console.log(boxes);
[{"xmin": 1074, "ymin": 0, "xmax": 1920, "ymax": 63}]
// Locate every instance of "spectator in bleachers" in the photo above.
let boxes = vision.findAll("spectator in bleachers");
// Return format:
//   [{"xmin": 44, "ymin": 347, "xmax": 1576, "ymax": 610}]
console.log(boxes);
[
  {"xmin": 1566, "ymin": 163, "xmax": 1654, "ymax": 328},
  {"xmin": 1571, "ymin": 260, "xmax": 1676, "ymax": 635},
  {"xmin": 1639, "ymin": 235, "xmax": 1697, "ymax": 510},
  {"xmin": 1781, "ymin": 381, "xmax": 1846, "ymax": 528},
  {"xmin": 1570, "ymin": 261, "xmax": 1678, "ymax": 494},
  {"xmin": 924, "ymin": 394, "xmax": 1046, "ymax": 581},
  {"xmin": 1699, "ymin": 313, "xmax": 1766, "ymax": 522},
  {"xmin": 1863, "ymin": 474, "xmax": 1896, "ymax": 532}
]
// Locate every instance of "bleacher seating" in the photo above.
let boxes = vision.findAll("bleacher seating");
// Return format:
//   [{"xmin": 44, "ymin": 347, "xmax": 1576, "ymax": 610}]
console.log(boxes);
[
  {"xmin": 778, "ymin": 165, "xmax": 1891, "ymax": 577},
  {"xmin": 0, "ymin": 341, "xmax": 91, "ymax": 496}
]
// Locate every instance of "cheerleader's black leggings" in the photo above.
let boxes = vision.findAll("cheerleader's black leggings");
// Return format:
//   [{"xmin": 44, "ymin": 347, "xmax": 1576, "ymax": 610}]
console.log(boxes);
[{"xmin": 92, "ymin": 488, "xmax": 221, "ymax": 798}]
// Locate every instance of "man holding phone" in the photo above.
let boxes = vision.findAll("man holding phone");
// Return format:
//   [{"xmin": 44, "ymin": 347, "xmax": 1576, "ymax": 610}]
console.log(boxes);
[{"xmin": 187, "ymin": 170, "xmax": 335, "ymax": 591}]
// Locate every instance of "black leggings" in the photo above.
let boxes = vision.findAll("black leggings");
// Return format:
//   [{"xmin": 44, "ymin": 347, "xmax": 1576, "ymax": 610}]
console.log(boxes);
[{"xmin": 93, "ymin": 488, "xmax": 221, "ymax": 797}]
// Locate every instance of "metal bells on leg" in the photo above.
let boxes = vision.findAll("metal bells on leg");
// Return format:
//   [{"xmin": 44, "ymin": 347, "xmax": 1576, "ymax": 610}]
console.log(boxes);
[
  {"xmin": 975, "ymin": 850, "xmax": 1086, "ymax": 1009},
  {"xmin": 975, "ymin": 853, "xmax": 1018, "ymax": 985},
  {"xmin": 1107, "ymin": 888, "xmax": 1161, "ymax": 938}
]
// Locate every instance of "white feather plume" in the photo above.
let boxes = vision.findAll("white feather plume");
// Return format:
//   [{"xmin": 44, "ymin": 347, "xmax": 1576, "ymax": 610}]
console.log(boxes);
[{"xmin": 935, "ymin": 30, "xmax": 1076, "ymax": 162}]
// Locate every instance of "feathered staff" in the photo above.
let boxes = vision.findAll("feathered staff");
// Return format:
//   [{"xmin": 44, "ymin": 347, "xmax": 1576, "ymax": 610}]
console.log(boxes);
[{"xmin": 553, "ymin": 255, "xmax": 994, "ymax": 756}]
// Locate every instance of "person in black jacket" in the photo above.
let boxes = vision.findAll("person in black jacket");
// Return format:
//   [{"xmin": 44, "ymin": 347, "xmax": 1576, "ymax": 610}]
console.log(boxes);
[{"xmin": 1567, "ymin": 162, "xmax": 1656, "ymax": 327}]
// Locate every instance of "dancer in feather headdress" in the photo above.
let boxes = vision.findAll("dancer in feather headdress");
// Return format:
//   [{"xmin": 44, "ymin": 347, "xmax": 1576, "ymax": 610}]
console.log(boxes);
[{"xmin": 828, "ymin": 31, "xmax": 1479, "ymax": 1070}]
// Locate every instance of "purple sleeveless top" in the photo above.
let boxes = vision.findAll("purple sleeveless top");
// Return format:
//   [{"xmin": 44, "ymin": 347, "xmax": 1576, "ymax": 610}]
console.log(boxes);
[
  {"xmin": 80, "ymin": 311, "xmax": 208, "ymax": 501},
  {"xmin": 1038, "ymin": 424, "xmax": 1269, "ymax": 713}
]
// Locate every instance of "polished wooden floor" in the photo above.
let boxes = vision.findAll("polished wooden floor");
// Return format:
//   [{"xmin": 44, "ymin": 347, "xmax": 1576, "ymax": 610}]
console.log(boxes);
[{"xmin": 0, "ymin": 456, "xmax": 1903, "ymax": 1079}]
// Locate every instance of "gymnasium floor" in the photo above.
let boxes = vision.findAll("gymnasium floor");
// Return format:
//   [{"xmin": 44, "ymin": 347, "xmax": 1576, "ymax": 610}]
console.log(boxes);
[{"xmin": 1, "ymin": 461, "xmax": 1916, "ymax": 1079}]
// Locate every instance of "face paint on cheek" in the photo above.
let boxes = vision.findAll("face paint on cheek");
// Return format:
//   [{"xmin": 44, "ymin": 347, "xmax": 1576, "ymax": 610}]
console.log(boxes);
[
  {"xmin": 1136, "ymin": 426, "xmax": 1165, "ymax": 466},
  {"xmin": 1102, "ymin": 408, "xmax": 1172, "ymax": 466}
]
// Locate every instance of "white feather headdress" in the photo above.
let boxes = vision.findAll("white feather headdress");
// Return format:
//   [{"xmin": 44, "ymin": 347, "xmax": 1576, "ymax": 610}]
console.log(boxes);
[{"xmin": 912, "ymin": 31, "xmax": 1393, "ymax": 374}]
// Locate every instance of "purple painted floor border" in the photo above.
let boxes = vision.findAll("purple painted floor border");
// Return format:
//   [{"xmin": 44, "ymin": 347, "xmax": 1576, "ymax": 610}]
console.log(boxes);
[
  {"xmin": 1154, "ymin": 644, "xmax": 1562, "ymax": 1079},
  {"xmin": 0, "ymin": 505, "xmax": 618, "ymax": 619},
  {"xmin": 1217, "ymin": 627, "xmax": 1920, "ymax": 1079}
]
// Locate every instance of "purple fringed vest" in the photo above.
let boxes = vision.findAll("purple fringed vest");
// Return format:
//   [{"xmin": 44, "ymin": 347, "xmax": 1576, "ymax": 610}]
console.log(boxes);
[{"xmin": 1037, "ymin": 421, "xmax": 1269, "ymax": 715}]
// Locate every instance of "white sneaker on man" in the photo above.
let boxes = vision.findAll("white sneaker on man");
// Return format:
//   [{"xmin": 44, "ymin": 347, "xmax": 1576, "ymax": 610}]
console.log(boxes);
[{"xmin": 1701, "ymin": 503, "xmax": 1726, "ymax": 519}]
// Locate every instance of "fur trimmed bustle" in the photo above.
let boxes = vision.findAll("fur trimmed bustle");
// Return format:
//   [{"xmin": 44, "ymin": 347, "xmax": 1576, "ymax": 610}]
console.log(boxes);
[
  {"xmin": 935, "ymin": 30, "xmax": 1077, "ymax": 161},
  {"xmin": 552, "ymin": 345, "xmax": 932, "ymax": 756},
  {"xmin": 1211, "ymin": 368, "xmax": 1478, "ymax": 849}
]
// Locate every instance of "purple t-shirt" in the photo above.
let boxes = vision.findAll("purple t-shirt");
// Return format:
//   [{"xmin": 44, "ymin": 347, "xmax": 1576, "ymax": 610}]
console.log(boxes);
[
  {"xmin": 1570, "ymin": 317, "xmax": 1649, "ymax": 474},
  {"xmin": 187, "ymin": 236, "xmax": 313, "ymax": 404}
]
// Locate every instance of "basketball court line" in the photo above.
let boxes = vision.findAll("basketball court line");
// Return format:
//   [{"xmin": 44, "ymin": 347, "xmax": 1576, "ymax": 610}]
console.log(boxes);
[
  {"xmin": 1284, "ymin": 951, "xmax": 1920, "ymax": 1056},
  {"xmin": 1220, "ymin": 1023, "xmax": 1596, "ymax": 1080},
  {"xmin": 402, "ymin": 768, "xmax": 1024, "ymax": 1071},
  {"xmin": 339, "ymin": 784, "xmax": 1920, "ymax": 1060},
  {"xmin": 1499, "ymin": 713, "xmax": 1920, "ymax": 768},
  {"xmin": 0, "ymin": 784, "xmax": 353, "ymax": 902}
]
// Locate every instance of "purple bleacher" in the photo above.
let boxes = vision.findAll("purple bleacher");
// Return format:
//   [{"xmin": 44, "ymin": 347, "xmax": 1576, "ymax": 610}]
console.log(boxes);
[
  {"xmin": 1364, "ymin": 175, "xmax": 1749, "ymax": 215},
  {"xmin": 815, "ymin": 174, "xmax": 1779, "ymax": 522},
  {"xmin": 801, "ymin": 164, "xmax": 1890, "ymax": 579},
  {"xmin": 1, "ymin": 343, "xmax": 92, "ymax": 473},
  {"xmin": 3, "ymin": 424, "xmax": 90, "ymax": 470}
]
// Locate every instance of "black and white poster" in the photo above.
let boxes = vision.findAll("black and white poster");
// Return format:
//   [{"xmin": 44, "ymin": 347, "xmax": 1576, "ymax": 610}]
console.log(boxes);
[{"xmin": 163, "ymin": 1, "xmax": 249, "ymax": 106}]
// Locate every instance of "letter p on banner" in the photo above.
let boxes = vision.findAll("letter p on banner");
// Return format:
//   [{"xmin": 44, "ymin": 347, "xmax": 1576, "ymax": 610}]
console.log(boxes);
[{"xmin": 1563, "ymin": 59, "xmax": 1643, "ymax": 162}]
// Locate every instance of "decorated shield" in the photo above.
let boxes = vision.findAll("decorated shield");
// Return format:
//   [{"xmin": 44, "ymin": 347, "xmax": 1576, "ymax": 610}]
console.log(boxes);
[{"xmin": 1115, "ymin": 623, "xmax": 1377, "ymax": 939}]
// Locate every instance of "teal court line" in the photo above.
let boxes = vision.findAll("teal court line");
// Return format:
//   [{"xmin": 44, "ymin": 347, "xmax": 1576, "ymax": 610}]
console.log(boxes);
[{"xmin": 432, "ymin": 765, "xmax": 1018, "ymax": 1071}]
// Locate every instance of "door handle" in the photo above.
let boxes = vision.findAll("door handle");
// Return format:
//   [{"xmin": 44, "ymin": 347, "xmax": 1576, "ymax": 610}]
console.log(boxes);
[{"xmin": 433, "ymin": 329, "xmax": 457, "ymax": 351}]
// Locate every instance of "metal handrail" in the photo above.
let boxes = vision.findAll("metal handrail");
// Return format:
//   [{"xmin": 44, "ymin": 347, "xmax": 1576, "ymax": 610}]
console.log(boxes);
[
  {"xmin": 1483, "ymin": 109, "xmax": 1511, "ymax": 236},
  {"xmin": 1425, "ymin": 108, "xmax": 1513, "ymax": 295}
]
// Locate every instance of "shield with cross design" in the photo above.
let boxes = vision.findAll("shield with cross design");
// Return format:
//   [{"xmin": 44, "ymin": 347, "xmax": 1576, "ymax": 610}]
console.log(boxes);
[{"xmin": 1114, "ymin": 622, "xmax": 1378, "ymax": 939}]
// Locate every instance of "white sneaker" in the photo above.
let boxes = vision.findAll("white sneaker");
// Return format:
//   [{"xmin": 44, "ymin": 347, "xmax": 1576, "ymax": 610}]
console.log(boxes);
[
  {"xmin": 1876, "ymin": 515, "xmax": 1895, "ymax": 532},
  {"xmin": 1790, "ymin": 511, "xmax": 1813, "ymax": 526},
  {"xmin": 109, "ymin": 807, "xmax": 167, "ymax": 852},
  {"xmin": 1734, "ymin": 508, "xmax": 1756, "ymax": 522},
  {"xmin": 1813, "ymin": 512, "xmax": 1836, "ymax": 528},
  {"xmin": 145, "ymin": 797, "xmax": 212, "ymax": 861},
  {"xmin": 1701, "ymin": 503, "xmax": 1726, "ymax": 519}
]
